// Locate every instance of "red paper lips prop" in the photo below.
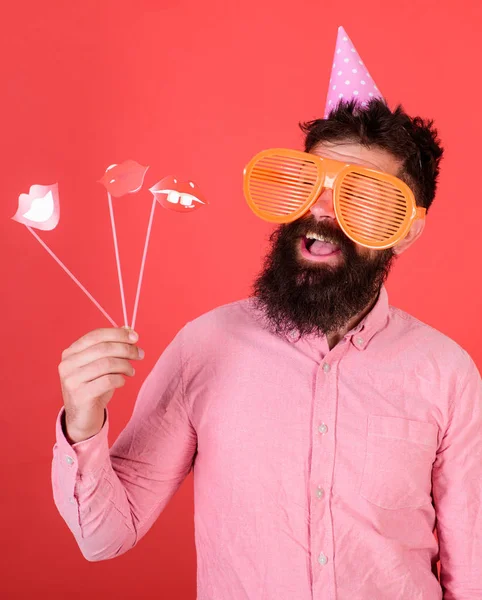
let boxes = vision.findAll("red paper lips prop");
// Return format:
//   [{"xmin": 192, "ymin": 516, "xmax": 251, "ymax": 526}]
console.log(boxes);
[{"xmin": 98, "ymin": 160, "xmax": 149, "ymax": 197}]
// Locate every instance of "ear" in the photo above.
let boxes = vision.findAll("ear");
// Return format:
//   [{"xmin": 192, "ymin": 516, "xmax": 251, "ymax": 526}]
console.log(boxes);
[{"xmin": 392, "ymin": 217, "xmax": 426, "ymax": 256}]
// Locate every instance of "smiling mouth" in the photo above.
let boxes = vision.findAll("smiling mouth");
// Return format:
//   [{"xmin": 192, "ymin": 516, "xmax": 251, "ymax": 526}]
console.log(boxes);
[{"xmin": 299, "ymin": 236, "xmax": 342, "ymax": 263}]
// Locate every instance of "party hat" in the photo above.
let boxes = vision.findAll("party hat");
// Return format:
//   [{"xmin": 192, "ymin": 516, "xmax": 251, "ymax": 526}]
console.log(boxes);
[{"xmin": 324, "ymin": 26, "xmax": 382, "ymax": 118}]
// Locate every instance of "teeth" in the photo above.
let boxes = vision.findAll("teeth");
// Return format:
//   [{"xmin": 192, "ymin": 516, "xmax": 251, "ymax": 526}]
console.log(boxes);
[{"xmin": 306, "ymin": 232, "xmax": 336, "ymax": 244}]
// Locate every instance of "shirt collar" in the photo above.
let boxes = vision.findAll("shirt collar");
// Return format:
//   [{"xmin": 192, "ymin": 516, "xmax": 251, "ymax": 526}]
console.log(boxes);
[{"xmin": 286, "ymin": 284, "xmax": 390, "ymax": 351}]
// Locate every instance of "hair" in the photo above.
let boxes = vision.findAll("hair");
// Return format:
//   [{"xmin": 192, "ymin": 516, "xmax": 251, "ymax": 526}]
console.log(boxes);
[{"xmin": 299, "ymin": 98, "xmax": 444, "ymax": 211}]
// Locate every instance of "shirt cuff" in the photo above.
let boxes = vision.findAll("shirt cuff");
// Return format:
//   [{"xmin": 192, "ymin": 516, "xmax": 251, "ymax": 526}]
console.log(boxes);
[{"xmin": 55, "ymin": 406, "xmax": 110, "ymax": 475}]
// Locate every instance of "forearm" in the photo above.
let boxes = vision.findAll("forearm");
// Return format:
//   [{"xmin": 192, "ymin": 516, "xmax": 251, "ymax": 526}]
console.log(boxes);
[
  {"xmin": 51, "ymin": 326, "xmax": 198, "ymax": 561},
  {"xmin": 52, "ymin": 408, "xmax": 137, "ymax": 561}
]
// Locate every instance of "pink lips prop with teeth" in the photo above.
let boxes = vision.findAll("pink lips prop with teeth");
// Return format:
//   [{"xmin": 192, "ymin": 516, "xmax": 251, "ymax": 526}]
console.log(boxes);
[
  {"xmin": 12, "ymin": 183, "xmax": 60, "ymax": 230},
  {"xmin": 149, "ymin": 176, "xmax": 208, "ymax": 213}
]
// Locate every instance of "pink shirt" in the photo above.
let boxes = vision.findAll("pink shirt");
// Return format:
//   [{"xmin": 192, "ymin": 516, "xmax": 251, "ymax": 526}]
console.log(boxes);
[{"xmin": 51, "ymin": 285, "xmax": 482, "ymax": 599}]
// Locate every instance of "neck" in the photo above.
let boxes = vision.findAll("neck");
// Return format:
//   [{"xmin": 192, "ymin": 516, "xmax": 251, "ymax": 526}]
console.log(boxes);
[{"xmin": 325, "ymin": 290, "xmax": 380, "ymax": 351}]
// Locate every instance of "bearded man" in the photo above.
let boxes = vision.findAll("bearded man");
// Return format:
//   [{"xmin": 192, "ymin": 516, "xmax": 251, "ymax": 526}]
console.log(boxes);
[{"xmin": 52, "ymin": 32, "xmax": 482, "ymax": 600}]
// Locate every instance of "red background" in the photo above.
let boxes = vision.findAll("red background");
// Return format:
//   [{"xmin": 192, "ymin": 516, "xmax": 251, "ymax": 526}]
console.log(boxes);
[{"xmin": 1, "ymin": 1, "xmax": 481, "ymax": 598}]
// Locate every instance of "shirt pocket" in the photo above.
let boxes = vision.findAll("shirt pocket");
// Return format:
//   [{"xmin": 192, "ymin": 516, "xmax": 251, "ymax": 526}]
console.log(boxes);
[{"xmin": 359, "ymin": 415, "xmax": 439, "ymax": 510}]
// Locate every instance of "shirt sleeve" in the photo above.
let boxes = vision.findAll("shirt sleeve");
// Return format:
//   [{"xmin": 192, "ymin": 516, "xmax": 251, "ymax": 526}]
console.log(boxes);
[
  {"xmin": 51, "ymin": 326, "xmax": 197, "ymax": 561},
  {"xmin": 432, "ymin": 353, "xmax": 482, "ymax": 599}
]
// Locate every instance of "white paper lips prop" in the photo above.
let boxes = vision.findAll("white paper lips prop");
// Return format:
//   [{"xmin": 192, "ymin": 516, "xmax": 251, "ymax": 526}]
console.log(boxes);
[
  {"xmin": 149, "ymin": 176, "xmax": 208, "ymax": 213},
  {"xmin": 11, "ymin": 183, "xmax": 60, "ymax": 230}
]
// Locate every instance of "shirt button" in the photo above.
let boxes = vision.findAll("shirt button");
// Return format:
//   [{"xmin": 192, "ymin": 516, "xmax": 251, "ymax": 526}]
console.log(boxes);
[
  {"xmin": 318, "ymin": 423, "xmax": 328, "ymax": 434},
  {"xmin": 65, "ymin": 455, "xmax": 74, "ymax": 465},
  {"xmin": 316, "ymin": 487, "xmax": 324, "ymax": 499},
  {"xmin": 68, "ymin": 496, "xmax": 75, "ymax": 504},
  {"xmin": 318, "ymin": 552, "xmax": 328, "ymax": 565},
  {"xmin": 322, "ymin": 362, "xmax": 330, "ymax": 373},
  {"xmin": 356, "ymin": 336, "xmax": 364, "ymax": 346}
]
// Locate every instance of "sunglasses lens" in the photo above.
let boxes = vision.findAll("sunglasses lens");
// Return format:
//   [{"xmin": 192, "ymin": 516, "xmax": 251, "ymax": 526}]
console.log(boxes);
[
  {"xmin": 245, "ymin": 152, "xmax": 319, "ymax": 221},
  {"xmin": 338, "ymin": 171, "xmax": 411, "ymax": 248}
]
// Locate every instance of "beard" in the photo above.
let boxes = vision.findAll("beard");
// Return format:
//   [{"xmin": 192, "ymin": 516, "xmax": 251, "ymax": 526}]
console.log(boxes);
[{"xmin": 251, "ymin": 216, "xmax": 396, "ymax": 339}]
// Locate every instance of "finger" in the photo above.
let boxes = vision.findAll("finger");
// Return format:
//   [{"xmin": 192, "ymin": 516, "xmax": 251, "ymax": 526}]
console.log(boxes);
[
  {"xmin": 73, "ymin": 357, "xmax": 136, "ymax": 385},
  {"xmin": 62, "ymin": 327, "xmax": 139, "ymax": 360},
  {"xmin": 83, "ymin": 373, "xmax": 127, "ymax": 397},
  {"xmin": 60, "ymin": 341, "xmax": 144, "ymax": 375}
]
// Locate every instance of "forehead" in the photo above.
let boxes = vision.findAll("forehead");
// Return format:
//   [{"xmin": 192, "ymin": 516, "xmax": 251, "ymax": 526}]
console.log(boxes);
[{"xmin": 309, "ymin": 141, "xmax": 402, "ymax": 176}]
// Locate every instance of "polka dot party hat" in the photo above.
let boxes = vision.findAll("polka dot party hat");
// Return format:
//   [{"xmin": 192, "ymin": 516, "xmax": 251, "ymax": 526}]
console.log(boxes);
[{"xmin": 324, "ymin": 26, "xmax": 382, "ymax": 118}]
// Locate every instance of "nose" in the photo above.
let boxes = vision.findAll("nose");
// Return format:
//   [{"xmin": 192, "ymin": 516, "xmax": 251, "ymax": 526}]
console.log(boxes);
[{"xmin": 309, "ymin": 188, "xmax": 336, "ymax": 221}]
